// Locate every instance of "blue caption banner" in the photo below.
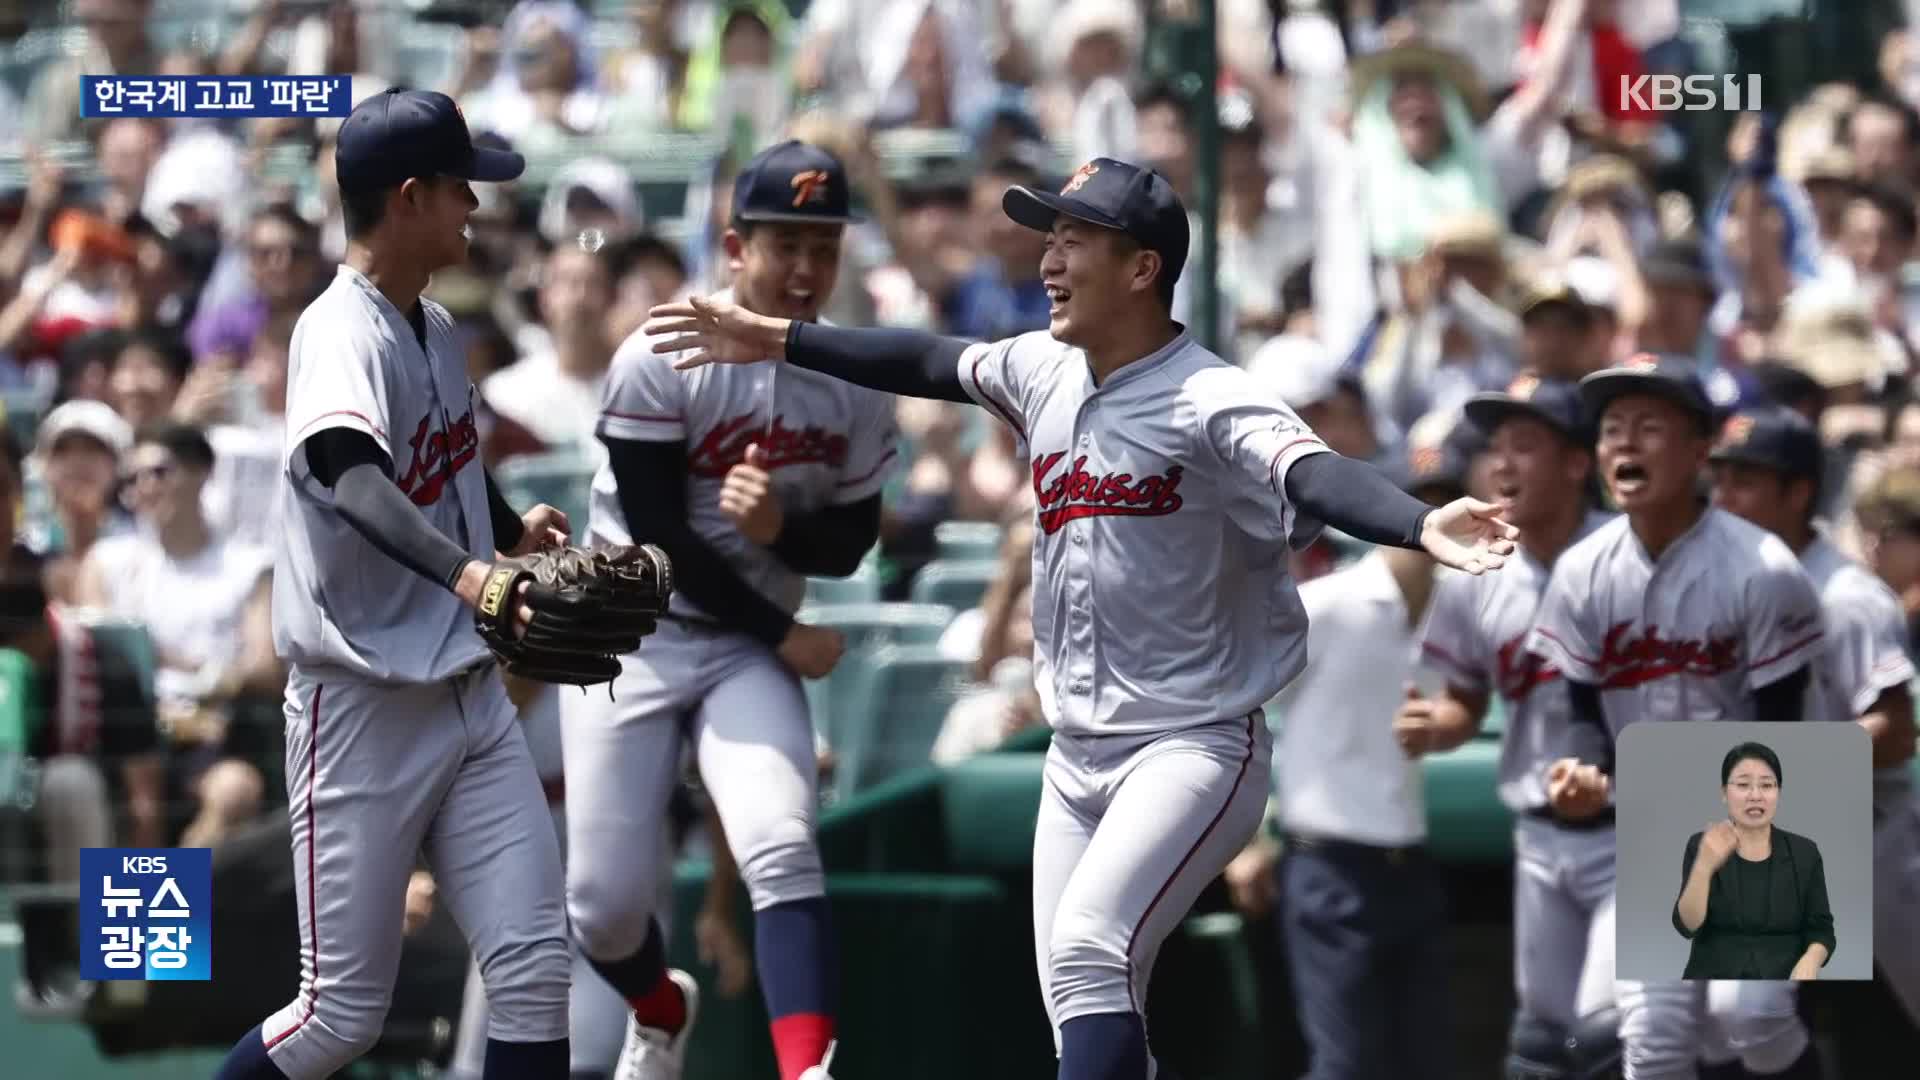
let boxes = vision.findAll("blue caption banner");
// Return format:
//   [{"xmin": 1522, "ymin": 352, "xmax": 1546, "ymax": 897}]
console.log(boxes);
[
  {"xmin": 80, "ymin": 75, "xmax": 351, "ymax": 118},
  {"xmin": 79, "ymin": 848, "xmax": 212, "ymax": 981}
]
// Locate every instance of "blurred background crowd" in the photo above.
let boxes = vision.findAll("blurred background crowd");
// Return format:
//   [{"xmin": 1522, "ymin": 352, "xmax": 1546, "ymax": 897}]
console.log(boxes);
[{"xmin": 8, "ymin": 0, "xmax": 1920, "ymax": 1071}]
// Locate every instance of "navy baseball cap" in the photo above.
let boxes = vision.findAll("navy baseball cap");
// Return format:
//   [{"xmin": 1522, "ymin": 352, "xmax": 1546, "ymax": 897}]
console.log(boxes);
[
  {"xmin": 1464, "ymin": 373, "xmax": 1590, "ymax": 445},
  {"xmin": 1388, "ymin": 442, "xmax": 1470, "ymax": 502},
  {"xmin": 1708, "ymin": 406, "xmax": 1824, "ymax": 480},
  {"xmin": 1578, "ymin": 353, "xmax": 1717, "ymax": 431},
  {"xmin": 335, "ymin": 87, "xmax": 524, "ymax": 193},
  {"xmin": 1001, "ymin": 157, "xmax": 1190, "ymax": 291},
  {"xmin": 732, "ymin": 140, "xmax": 862, "ymax": 226}
]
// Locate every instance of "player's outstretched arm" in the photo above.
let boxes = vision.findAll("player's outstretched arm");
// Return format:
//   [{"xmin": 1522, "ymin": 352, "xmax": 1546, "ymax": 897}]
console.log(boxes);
[
  {"xmin": 1282, "ymin": 453, "xmax": 1518, "ymax": 575},
  {"xmin": 644, "ymin": 294, "xmax": 976, "ymax": 404}
]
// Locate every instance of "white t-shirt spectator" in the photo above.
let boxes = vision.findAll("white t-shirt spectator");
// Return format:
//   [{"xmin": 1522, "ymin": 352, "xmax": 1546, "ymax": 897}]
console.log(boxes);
[{"xmin": 87, "ymin": 532, "xmax": 271, "ymax": 709}]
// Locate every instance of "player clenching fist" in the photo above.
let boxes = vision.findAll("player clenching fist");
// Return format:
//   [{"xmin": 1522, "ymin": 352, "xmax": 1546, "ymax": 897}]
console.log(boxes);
[
  {"xmin": 719, "ymin": 443, "xmax": 783, "ymax": 545},
  {"xmin": 1544, "ymin": 756, "xmax": 1612, "ymax": 820}
]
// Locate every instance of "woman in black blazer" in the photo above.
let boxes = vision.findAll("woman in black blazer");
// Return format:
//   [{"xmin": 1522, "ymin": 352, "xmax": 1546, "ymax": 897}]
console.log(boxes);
[{"xmin": 1672, "ymin": 742, "xmax": 1835, "ymax": 980}]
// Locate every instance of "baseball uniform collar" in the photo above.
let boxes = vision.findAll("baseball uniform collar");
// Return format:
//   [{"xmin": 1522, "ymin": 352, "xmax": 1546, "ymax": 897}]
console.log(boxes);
[
  {"xmin": 1630, "ymin": 499, "xmax": 1714, "ymax": 568},
  {"xmin": 1086, "ymin": 326, "xmax": 1192, "ymax": 392}
]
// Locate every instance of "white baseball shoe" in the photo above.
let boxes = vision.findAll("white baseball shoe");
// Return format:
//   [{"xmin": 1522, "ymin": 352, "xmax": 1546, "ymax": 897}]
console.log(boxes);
[
  {"xmin": 796, "ymin": 1039, "xmax": 839, "ymax": 1080},
  {"xmin": 614, "ymin": 968, "xmax": 700, "ymax": 1080}
]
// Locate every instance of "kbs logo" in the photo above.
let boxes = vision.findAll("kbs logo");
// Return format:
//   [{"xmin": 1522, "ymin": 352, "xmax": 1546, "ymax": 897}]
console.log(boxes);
[
  {"xmin": 81, "ymin": 847, "xmax": 212, "ymax": 981},
  {"xmin": 1619, "ymin": 74, "xmax": 1762, "ymax": 113},
  {"xmin": 396, "ymin": 409, "xmax": 480, "ymax": 507},
  {"xmin": 1593, "ymin": 621, "xmax": 1740, "ymax": 688},
  {"xmin": 689, "ymin": 413, "xmax": 849, "ymax": 477},
  {"xmin": 1030, "ymin": 451, "xmax": 1185, "ymax": 535}
]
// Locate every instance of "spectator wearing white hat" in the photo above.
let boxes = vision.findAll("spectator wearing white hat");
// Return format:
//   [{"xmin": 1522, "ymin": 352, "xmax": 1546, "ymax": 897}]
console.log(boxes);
[
  {"xmin": 0, "ymin": 428, "xmax": 166, "ymax": 893},
  {"xmin": 31, "ymin": 399, "xmax": 134, "ymax": 605},
  {"xmin": 1246, "ymin": 333, "xmax": 1383, "ymax": 581},
  {"xmin": 483, "ymin": 240, "xmax": 619, "ymax": 458}
]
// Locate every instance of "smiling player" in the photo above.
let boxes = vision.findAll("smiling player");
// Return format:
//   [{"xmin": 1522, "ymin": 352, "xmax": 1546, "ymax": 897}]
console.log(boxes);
[
  {"xmin": 562, "ymin": 140, "xmax": 898, "ymax": 1080},
  {"xmin": 639, "ymin": 155, "xmax": 1517, "ymax": 1080}
]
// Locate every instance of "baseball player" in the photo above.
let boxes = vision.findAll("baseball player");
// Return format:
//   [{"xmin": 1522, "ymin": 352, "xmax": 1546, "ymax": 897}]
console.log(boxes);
[
  {"xmin": 1407, "ymin": 375, "xmax": 1623, "ymax": 1079},
  {"xmin": 1706, "ymin": 405, "xmax": 1920, "ymax": 1026},
  {"xmin": 1526, "ymin": 356, "xmax": 1827, "ymax": 1080},
  {"xmin": 214, "ymin": 89, "xmax": 602, "ymax": 1080},
  {"xmin": 645, "ymin": 155, "xmax": 1518, "ymax": 1080},
  {"xmin": 561, "ymin": 140, "xmax": 897, "ymax": 1080}
]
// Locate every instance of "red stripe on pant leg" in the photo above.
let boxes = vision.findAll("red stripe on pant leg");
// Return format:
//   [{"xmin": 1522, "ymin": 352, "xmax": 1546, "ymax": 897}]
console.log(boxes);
[
  {"xmin": 1121, "ymin": 711, "xmax": 1259, "ymax": 1014},
  {"xmin": 268, "ymin": 684, "xmax": 324, "ymax": 1051}
]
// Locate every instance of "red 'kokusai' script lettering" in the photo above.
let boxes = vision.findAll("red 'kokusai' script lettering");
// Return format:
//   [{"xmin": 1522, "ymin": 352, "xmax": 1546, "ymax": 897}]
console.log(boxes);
[
  {"xmin": 688, "ymin": 413, "xmax": 850, "ymax": 477},
  {"xmin": 1030, "ymin": 451, "xmax": 1186, "ymax": 534},
  {"xmin": 1592, "ymin": 621, "xmax": 1739, "ymax": 688},
  {"xmin": 396, "ymin": 410, "xmax": 479, "ymax": 507},
  {"xmin": 1495, "ymin": 634, "xmax": 1560, "ymax": 701}
]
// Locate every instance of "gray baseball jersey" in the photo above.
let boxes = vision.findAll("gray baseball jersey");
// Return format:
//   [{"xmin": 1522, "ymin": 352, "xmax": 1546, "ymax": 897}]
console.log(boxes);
[
  {"xmin": 563, "ymin": 296, "xmax": 899, "ymax": 981},
  {"xmin": 254, "ymin": 264, "xmax": 569, "ymax": 1079},
  {"xmin": 958, "ymin": 328, "xmax": 1330, "ymax": 737},
  {"xmin": 273, "ymin": 264, "xmax": 497, "ymax": 684},
  {"xmin": 1527, "ymin": 507, "xmax": 1825, "ymax": 732},
  {"xmin": 590, "ymin": 289, "xmax": 899, "ymax": 619},
  {"xmin": 1416, "ymin": 509, "xmax": 1616, "ymax": 812},
  {"xmin": 1800, "ymin": 535, "xmax": 1916, "ymax": 799}
]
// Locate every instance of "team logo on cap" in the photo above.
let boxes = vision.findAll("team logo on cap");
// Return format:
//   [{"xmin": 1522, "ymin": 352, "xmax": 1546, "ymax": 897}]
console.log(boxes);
[
  {"xmin": 790, "ymin": 170, "xmax": 831, "ymax": 208},
  {"xmin": 1507, "ymin": 373, "xmax": 1540, "ymax": 400},
  {"xmin": 1624, "ymin": 352, "xmax": 1660, "ymax": 371},
  {"xmin": 1718, "ymin": 414, "xmax": 1755, "ymax": 449},
  {"xmin": 1062, "ymin": 162, "xmax": 1100, "ymax": 195}
]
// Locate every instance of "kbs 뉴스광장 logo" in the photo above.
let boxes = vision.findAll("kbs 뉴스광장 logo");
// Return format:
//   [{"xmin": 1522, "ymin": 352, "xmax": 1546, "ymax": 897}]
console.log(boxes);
[{"xmin": 80, "ymin": 848, "xmax": 212, "ymax": 981}]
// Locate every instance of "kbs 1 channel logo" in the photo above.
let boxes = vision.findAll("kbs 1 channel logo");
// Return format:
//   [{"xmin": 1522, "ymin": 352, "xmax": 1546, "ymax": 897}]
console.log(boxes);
[
  {"xmin": 79, "ymin": 848, "xmax": 213, "ymax": 981},
  {"xmin": 1618, "ymin": 74, "xmax": 1764, "ymax": 113}
]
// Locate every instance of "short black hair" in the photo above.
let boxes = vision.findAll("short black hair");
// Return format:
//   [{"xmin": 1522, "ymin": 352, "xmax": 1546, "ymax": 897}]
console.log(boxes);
[
  {"xmin": 1749, "ymin": 360, "xmax": 1829, "ymax": 416},
  {"xmin": 1853, "ymin": 180, "xmax": 1919, "ymax": 243},
  {"xmin": 1721, "ymin": 741, "xmax": 1783, "ymax": 787},
  {"xmin": 133, "ymin": 421, "xmax": 215, "ymax": 473},
  {"xmin": 252, "ymin": 201, "xmax": 320, "ymax": 250},
  {"xmin": 1113, "ymin": 231, "xmax": 1178, "ymax": 312},
  {"xmin": 608, "ymin": 232, "xmax": 689, "ymax": 285},
  {"xmin": 58, "ymin": 327, "xmax": 130, "ymax": 404},
  {"xmin": 341, "ymin": 175, "xmax": 437, "ymax": 240},
  {"xmin": 1132, "ymin": 78, "xmax": 1188, "ymax": 121},
  {"xmin": 116, "ymin": 327, "xmax": 193, "ymax": 386}
]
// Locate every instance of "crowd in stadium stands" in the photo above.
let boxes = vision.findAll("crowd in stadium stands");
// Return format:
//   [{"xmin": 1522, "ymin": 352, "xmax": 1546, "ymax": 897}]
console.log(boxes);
[{"xmin": 9, "ymin": 0, "xmax": 1920, "ymax": 1061}]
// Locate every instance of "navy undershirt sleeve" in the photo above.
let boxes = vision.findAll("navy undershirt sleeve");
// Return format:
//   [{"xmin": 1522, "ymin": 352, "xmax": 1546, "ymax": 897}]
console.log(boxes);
[
  {"xmin": 1282, "ymin": 452, "xmax": 1433, "ymax": 549},
  {"xmin": 304, "ymin": 427, "xmax": 474, "ymax": 590},
  {"xmin": 772, "ymin": 495, "xmax": 882, "ymax": 577},
  {"xmin": 602, "ymin": 434, "xmax": 794, "ymax": 647},
  {"xmin": 784, "ymin": 321, "xmax": 973, "ymax": 403}
]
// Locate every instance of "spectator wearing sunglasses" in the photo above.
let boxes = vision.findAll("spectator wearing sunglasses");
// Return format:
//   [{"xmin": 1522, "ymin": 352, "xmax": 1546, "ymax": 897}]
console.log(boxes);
[{"xmin": 73, "ymin": 422, "xmax": 279, "ymax": 848}]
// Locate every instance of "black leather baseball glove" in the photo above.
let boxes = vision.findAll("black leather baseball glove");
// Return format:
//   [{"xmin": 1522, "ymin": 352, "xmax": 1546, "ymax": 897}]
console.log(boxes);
[{"xmin": 474, "ymin": 544, "xmax": 672, "ymax": 685}]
